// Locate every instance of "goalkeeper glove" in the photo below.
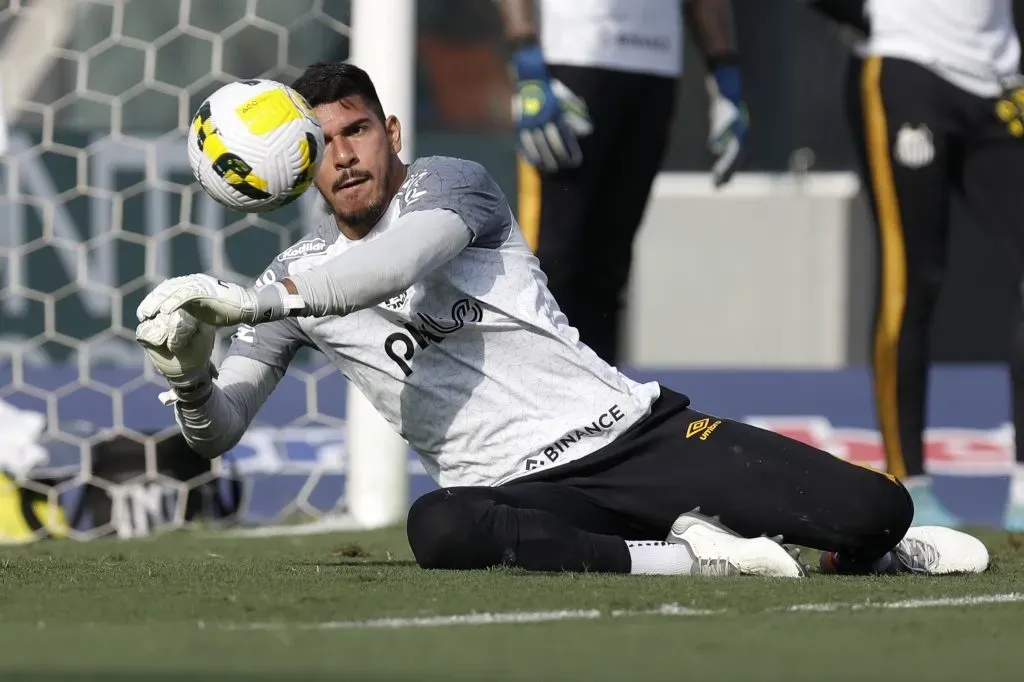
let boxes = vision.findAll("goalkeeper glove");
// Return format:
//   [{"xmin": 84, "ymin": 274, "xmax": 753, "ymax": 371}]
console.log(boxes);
[
  {"xmin": 706, "ymin": 60, "xmax": 749, "ymax": 188},
  {"xmin": 511, "ymin": 42, "xmax": 593, "ymax": 173},
  {"xmin": 135, "ymin": 309, "xmax": 216, "ymax": 403},
  {"xmin": 996, "ymin": 74, "xmax": 1024, "ymax": 138},
  {"xmin": 135, "ymin": 273, "xmax": 304, "ymax": 328}
]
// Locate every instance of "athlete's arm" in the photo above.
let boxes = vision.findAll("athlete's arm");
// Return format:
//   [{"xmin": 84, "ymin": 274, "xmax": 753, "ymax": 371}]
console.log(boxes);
[
  {"xmin": 173, "ymin": 354, "xmax": 281, "ymax": 457},
  {"xmin": 684, "ymin": 0, "xmax": 737, "ymax": 62},
  {"xmin": 279, "ymin": 208, "xmax": 472, "ymax": 317},
  {"xmin": 164, "ymin": 161, "xmax": 509, "ymax": 327},
  {"xmin": 497, "ymin": 0, "xmax": 539, "ymax": 43},
  {"xmin": 174, "ymin": 275, "xmax": 315, "ymax": 457}
]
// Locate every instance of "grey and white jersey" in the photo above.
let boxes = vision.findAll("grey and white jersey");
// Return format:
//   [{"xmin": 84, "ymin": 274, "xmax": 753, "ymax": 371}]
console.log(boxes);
[{"xmin": 223, "ymin": 155, "xmax": 661, "ymax": 487}]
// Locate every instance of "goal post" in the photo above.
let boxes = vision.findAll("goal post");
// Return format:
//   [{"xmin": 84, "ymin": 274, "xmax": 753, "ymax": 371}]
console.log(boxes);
[{"xmin": 345, "ymin": 0, "xmax": 417, "ymax": 530}]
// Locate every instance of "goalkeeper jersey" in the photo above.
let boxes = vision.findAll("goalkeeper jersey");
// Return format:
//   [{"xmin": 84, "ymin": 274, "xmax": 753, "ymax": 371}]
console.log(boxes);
[{"xmin": 226, "ymin": 155, "xmax": 661, "ymax": 487}]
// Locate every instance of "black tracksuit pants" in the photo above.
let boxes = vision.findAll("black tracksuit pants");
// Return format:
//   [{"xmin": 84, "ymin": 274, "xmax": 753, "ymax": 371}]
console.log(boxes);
[
  {"xmin": 407, "ymin": 388, "xmax": 913, "ymax": 573},
  {"xmin": 848, "ymin": 55, "xmax": 1024, "ymax": 479},
  {"xmin": 517, "ymin": 65, "xmax": 677, "ymax": 365}
]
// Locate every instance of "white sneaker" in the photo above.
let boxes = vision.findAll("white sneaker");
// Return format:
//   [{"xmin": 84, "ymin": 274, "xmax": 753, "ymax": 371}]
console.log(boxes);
[
  {"xmin": 894, "ymin": 526, "xmax": 990, "ymax": 574},
  {"xmin": 668, "ymin": 512, "xmax": 805, "ymax": 578}
]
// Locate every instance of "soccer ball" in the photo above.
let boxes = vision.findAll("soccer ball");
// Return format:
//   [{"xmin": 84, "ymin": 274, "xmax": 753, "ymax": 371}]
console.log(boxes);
[{"xmin": 187, "ymin": 79, "xmax": 325, "ymax": 213}]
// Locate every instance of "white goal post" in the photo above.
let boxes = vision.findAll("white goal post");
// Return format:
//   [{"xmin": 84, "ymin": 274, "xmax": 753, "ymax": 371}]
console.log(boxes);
[{"xmin": 346, "ymin": 0, "xmax": 416, "ymax": 529}]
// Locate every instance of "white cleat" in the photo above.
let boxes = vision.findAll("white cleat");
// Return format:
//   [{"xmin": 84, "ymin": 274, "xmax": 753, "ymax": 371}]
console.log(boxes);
[
  {"xmin": 894, "ymin": 526, "xmax": 990, "ymax": 575},
  {"xmin": 668, "ymin": 511, "xmax": 805, "ymax": 578}
]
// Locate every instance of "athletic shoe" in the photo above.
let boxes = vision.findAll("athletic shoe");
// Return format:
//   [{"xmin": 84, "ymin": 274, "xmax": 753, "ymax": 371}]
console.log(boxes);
[
  {"xmin": 893, "ymin": 526, "xmax": 990, "ymax": 574},
  {"xmin": 667, "ymin": 510, "xmax": 805, "ymax": 578}
]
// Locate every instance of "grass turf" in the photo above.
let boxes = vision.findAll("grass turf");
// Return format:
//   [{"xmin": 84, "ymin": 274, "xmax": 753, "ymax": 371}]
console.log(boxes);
[{"xmin": 0, "ymin": 527, "xmax": 1022, "ymax": 681}]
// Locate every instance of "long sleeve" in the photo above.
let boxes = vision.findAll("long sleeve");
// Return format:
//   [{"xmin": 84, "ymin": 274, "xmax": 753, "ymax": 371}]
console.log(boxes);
[
  {"xmin": 288, "ymin": 208, "xmax": 473, "ymax": 318},
  {"xmin": 174, "ymin": 354, "xmax": 283, "ymax": 457}
]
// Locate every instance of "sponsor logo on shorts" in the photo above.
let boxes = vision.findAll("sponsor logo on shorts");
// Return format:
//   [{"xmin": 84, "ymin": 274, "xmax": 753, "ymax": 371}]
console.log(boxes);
[{"xmin": 686, "ymin": 417, "xmax": 721, "ymax": 441}]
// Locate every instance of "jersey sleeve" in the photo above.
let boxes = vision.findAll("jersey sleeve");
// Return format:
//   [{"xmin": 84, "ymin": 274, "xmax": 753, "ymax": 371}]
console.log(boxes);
[
  {"xmin": 226, "ymin": 318, "xmax": 311, "ymax": 369},
  {"xmin": 225, "ymin": 245, "xmax": 316, "ymax": 369},
  {"xmin": 397, "ymin": 157, "xmax": 513, "ymax": 249}
]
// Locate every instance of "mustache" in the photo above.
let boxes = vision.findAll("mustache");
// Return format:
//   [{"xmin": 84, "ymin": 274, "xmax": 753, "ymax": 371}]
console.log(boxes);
[{"xmin": 332, "ymin": 171, "xmax": 372, "ymax": 192}]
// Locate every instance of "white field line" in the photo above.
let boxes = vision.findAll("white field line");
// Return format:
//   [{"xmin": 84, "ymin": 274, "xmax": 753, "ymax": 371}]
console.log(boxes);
[
  {"xmin": 211, "ymin": 593, "xmax": 1024, "ymax": 632},
  {"xmin": 783, "ymin": 593, "xmax": 1024, "ymax": 613}
]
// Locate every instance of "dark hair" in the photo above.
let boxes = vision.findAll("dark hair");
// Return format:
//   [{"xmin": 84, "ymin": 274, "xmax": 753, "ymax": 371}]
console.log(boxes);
[{"xmin": 291, "ymin": 62, "xmax": 386, "ymax": 122}]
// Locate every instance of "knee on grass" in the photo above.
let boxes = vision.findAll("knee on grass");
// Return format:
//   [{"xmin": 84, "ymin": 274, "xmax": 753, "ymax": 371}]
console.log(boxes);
[
  {"xmin": 839, "ymin": 470, "xmax": 914, "ymax": 557},
  {"xmin": 407, "ymin": 488, "xmax": 497, "ymax": 570}
]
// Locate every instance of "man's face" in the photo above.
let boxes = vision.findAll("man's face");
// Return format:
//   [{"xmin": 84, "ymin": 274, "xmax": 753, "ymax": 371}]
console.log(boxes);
[{"xmin": 313, "ymin": 96, "xmax": 402, "ymax": 230}]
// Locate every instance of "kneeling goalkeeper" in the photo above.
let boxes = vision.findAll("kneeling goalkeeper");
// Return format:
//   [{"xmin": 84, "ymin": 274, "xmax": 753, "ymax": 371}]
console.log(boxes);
[{"xmin": 136, "ymin": 61, "xmax": 988, "ymax": 578}]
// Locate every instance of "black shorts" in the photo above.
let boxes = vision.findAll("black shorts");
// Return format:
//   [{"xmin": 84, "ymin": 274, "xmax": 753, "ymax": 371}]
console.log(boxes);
[{"xmin": 505, "ymin": 386, "xmax": 912, "ymax": 551}]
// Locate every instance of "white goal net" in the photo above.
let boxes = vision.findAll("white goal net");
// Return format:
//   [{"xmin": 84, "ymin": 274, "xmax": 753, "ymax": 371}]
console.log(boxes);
[{"xmin": 0, "ymin": 0, "xmax": 419, "ymax": 541}]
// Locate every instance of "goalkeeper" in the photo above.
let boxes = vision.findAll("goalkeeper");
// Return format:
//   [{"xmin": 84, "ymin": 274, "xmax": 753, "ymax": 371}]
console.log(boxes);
[{"xmin": 137, "ymin": 61, "xmax": 988, "ymax": 578}]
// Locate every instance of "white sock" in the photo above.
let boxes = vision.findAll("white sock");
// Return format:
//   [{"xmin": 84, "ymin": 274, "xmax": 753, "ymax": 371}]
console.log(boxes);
[
  {"xmin": 626, "ymin": 540, "xmax": 695, "ymax": 575},
  {"xmin": 1011, "ymin": 464, "xmax": 1024, "ymax": 504}
]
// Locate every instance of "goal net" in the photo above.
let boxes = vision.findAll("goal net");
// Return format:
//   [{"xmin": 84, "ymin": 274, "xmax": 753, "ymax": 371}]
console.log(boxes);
[{"xmin": 0, "ymin": 0, "xmax": 420, "ymax": 541}]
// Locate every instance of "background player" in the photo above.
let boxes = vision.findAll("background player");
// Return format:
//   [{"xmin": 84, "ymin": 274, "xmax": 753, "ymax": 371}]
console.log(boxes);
[
  {"xmin": 135, "ymin": 62, "xmax": 988, "ymax": 578},
  {"xmin": 499, "ymin": 0, "xmax": 748, "ymax": 365},
  {"xmin": 812, "ymin": 0, "xmax": 1024, "ymax": 527}
]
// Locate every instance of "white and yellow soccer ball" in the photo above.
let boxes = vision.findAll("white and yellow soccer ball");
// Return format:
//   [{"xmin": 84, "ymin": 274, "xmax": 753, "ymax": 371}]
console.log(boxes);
[{"xmin": 187, "ymin": 79, "xmax": 325, "ymax": 213}]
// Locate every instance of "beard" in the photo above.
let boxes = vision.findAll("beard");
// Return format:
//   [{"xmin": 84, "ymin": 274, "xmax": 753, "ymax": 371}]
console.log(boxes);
[{"xmin": 321, "ymin": 164, "xmax": 393, "ymax": 230}]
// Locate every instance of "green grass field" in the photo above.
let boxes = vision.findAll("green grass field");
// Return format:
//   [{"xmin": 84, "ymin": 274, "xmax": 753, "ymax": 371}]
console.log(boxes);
[{"xmin": 1, "ymin": 527, "xmax": 1023, "ymax": 681}]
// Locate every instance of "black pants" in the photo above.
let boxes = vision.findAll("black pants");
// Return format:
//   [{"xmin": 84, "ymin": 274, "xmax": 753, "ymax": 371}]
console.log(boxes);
[
  {"xmin": 407, "ymin": 388, "xmax": 913, "ymax": 573},
  {"xmin": 847, "ymin": 55, "xmax": 1024, "ymax": 479},
  {"xmin": 517, "ymin": 65, "xmax": 677, "ymax": 365}
]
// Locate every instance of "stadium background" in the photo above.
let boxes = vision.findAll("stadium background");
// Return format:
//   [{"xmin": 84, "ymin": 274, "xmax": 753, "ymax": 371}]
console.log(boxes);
[{"xmin": 1, "ymin": 0, "xmax": 1022, "ymax": 540}]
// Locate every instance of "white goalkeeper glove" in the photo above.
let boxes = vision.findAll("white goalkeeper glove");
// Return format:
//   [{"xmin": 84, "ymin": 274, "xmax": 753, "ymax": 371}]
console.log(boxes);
[
  {"xmin": 136, "ymin": 273, "xmax": 303, "ymax": 328},
  {"xmin": 135, "ymin": 309, "xmax": 216, "ymax": 402},
  {"xmin": 705, "ymin": 63, "xmax": 749, "ymax": 188}
]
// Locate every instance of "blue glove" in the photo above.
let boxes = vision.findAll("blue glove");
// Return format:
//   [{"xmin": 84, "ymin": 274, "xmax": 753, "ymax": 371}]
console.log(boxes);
[
  {"xmin": 511, "ymin": 44, "xmax": 592, "ymax": 173},
  {"xmin": 706, "ymin": 63, "xmax": 748, "ymax": 188}
]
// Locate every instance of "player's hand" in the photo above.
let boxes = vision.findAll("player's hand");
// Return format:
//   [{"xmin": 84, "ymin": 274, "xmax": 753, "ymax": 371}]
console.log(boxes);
[
  {"xmin": 511, "ymin": 44, "xmax": 593, "ymax": 173},
  {"xmin": 136, "ymin": 274, "xmax": 283, "ymax": 328},
  {"xmin": 996, "ymin": 74, "xmax": 1024, "ymax": 138},
  {"xmin": 706, "ymin": 63, "xmax": 749, "ymax": 188},
  {"xmin": 135, "ymin": 308, "xmax": 216, "ymax": 398}
]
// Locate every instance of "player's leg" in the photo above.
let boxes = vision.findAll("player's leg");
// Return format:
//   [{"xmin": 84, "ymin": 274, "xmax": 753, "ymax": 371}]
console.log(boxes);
[
  {"xmin": 406, "ymin": 483, "xmax": 634, "ymax": 572},
  {"xmin": 955, "ymin": 84, "xmax": 1024, "ymax": 529},
  {"xmin": 547, "ymin": 391, "xmax": 987, "ymax": 574},
  {"xmin": 577, "ymin": 71, "xmax": 676, "ymax": 364},
  {"xmin": 407, "ymin": 478, "xmax": 802, "ymax": 577},
  {"xmin": 551, "ymin": 399, "xmax": 908, "ymax": 559},
  {"xmin": 672, "ymin": 416, "xmax": 985, "ymax": 574},
  {"xmin": 517, "ymin": 65, "xmax": 630, "ymax": 364},
  {"xmin": 848, "ymin": 55, "xmax": 958, "ymax": 524}
]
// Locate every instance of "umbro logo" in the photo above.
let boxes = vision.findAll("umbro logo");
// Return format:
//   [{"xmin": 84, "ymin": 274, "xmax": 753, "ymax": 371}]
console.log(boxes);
[{"xmin": 686, "ymin": 417, "xmax": 722, "ymax": 441}]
